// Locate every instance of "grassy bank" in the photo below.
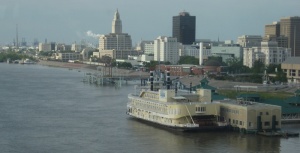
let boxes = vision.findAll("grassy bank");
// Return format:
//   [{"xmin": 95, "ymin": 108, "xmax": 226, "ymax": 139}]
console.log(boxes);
[{"xmin": 218, "ymin": 89, "xmax": 294, "ymax": 100}]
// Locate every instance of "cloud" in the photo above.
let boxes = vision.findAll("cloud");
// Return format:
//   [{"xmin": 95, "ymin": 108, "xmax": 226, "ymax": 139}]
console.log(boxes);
[{"xmin": 86, "ymin": 30, "xmax": 100, "ymax": 38}]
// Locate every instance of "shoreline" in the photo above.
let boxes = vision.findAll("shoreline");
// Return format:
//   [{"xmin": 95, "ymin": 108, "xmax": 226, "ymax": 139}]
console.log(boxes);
[
  {"xmin": 37, "ymin": 60, "xmax": 150, "ymax": 77},
  {"xmin": 3, "ymin": 60, "xmax": 298, "ymax": 93},
  {"xmin": 37, "ymin": 60, "xmax": 98, "ymax": 70}
]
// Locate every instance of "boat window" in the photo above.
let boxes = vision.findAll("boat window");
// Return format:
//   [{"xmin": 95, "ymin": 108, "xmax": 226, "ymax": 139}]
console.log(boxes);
[{"xmin": 264, "ymin": 122, "xmax": 270, "ymax": 126}]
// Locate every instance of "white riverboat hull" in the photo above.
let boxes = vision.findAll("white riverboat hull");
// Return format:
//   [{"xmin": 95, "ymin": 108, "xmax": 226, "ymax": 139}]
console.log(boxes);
[{"xmin": 126, "ymin": 112, "xmax": 228, "ymax": 132}]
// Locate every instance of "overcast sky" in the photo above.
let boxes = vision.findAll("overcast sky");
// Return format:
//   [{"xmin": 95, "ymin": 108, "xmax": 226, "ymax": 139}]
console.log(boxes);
[{"xmin": 0, "ymin": 0, "xmax": 299, "ymax": 46}]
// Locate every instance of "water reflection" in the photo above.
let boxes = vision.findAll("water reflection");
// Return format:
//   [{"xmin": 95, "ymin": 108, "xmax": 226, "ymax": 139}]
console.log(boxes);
[{"xmin": 127, "ymin": 118, "xmax": 282, "ymax": 153}]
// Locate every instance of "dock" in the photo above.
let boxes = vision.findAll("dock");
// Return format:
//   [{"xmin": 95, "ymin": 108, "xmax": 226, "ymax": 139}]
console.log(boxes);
[{"xmin": 82, "ymin": 72, "xmax": 148, "ymax": 87}]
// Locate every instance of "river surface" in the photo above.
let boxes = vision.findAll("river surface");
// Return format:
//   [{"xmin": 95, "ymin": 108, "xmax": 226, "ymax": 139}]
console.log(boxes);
[{"xmin": 0, "ymin": 63, "xmax": 299, "ymax": 153}]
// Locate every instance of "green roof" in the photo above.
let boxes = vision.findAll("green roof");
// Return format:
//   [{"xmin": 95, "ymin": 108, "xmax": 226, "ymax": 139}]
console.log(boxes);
[
  {"xmin": 194, "ymin": 84, "xmax": 217, "ymax": 90},
  {"xmin": 237, "ymin": 94, "xmax": 260, "ymax": 98},
  {"xmin": 285, "ymin": 96, "xmax": 300, "ymax": 104},
  {"xmin": 260, "ymin": 99, "xmax": 300, "ymax": 114},
  {"xmin": 295, "ymin": 89, "xmax": 300, "ymax": 94},
  {"xmin": 212, "ymin": 93, "xmax": 227, "ymax": 101},
  {"xmin": 200, "ymin": 78, "xmax": 209, "ymax": 83}
]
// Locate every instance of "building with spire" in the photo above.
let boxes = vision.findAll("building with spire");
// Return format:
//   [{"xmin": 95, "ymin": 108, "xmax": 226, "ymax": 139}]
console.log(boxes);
[
  {"xmin": 111, "ymin": 10, "xmax": 122, "ymax": 34},
  {"xmin": 96, "ymin": 10, "xmax": 135, "ymax": 59}
]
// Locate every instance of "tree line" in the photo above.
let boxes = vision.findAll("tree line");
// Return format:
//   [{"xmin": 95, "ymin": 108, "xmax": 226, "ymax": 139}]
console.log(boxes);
[{"xmin": 0, "ymin": 52, "xmax": 34, "ymax": 62}]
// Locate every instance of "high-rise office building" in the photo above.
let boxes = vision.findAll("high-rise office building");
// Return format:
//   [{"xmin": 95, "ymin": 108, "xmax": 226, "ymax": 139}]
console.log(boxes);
[
  {"xmin": 280, "ymin": 16, "xmax": 300, "ymax": 56},
  {"xmin": 172, "ymin": 11, "xmax": 196, "ymax": 45},
  {"xmin": 265, "ymin": 22, "xmax": 280, "ymax": 37},
  {"xmin": 154, "ymin": 36, "xmax": 179, "ymax": 64},
  {"xmin": 264, "ymin": 21, "xmax": 288, "ymax": 48}
]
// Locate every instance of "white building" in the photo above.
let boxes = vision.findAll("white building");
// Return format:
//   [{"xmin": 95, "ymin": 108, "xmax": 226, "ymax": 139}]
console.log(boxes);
[
  {"xmin": 140, "ymin": 54, "xmax": 154, "ymax": 63},
  {"xmin": 144, "ymin": 42, "xmax": 154, "ymax": 55},
  {"xmin": 81, "ymin": 47, "xmax": 94, "ymax": 60},
  {"xmin": 237, "ymin": 35, "xmax": 262, "ymax": 48},
  {"xmin": 55, "ymin": 43, "xmax": 71, "ymax": 51},
  {"xmin": 136, "ymin": 40, "xmax": 154, "ymax": 53},
  {"xmin": 199, "ymin": 42, "xmax": 211, "ymax": 65},
  {"xmin": 179, "ymin": 44, "xmax": 199, "ymax": 58},
  {"xmin": 97, "ymin": 10, "xmax": 132, "ymax": 59},
  {"xmin": 126, "ymin": 54, "xmax": 154, "ymax": 65},
  {"xmin": 211, "ymin": 41, "xmax": 243, "ymax": 62},
  {"xmin": 54, "ymin": 52, "xmax": 82, "ymax": 62},
  {"xmin": 71, "ymin": 43, "xmax": 82, "ymax": 52},
  {"xmin": 154, "ymin": 36, "xmax": 179, "ymax": 64},
  {"xmin": 243, "ymin": 41, "xmax": 291, "ymax": 68},
  {"xmin": 38, "ymin": 43, "xmax": 51, "ymax": 52}
]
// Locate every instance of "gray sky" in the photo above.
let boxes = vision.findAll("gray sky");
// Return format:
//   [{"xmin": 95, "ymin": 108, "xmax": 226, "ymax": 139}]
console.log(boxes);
[{"xmin": 0, "ymin": 0, "xmax": 299, "ymax": 46}]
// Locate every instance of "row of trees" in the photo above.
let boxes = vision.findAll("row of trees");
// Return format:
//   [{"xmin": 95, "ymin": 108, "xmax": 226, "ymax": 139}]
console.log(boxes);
[
  {"xmin": 215, "ymin": 57, "xmax": 287, "ymax": 83},
  {"xmin": 0, "ymin": 52, "xmax": 35, "ymax": 62},
  {"xmin": 178, "ymin": 56, "xmax": 199, "ymax": 65}
]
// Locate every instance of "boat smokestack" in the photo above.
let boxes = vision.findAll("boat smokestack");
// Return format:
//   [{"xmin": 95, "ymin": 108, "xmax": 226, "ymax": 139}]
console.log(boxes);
[
  {"xmin": 150, "ymin": 71, "xmax": 154, "ymax": 91},
  {"xmin": 175, "ymin": 82, "xmax": 178, "ymax": 94},
  {"xmin": 166, "ymin": 71, "xmax": 170, "ymax": 89}
]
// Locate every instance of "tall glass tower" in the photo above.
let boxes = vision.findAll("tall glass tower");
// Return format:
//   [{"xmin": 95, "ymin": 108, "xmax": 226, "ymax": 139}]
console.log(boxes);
[
  {"xmin": 172, "ymin": 11, "xmax": 196, "ymax": 45},
  {"xmin": 280, "ymin": 16, "xmax": 300, "ymax": 56}
]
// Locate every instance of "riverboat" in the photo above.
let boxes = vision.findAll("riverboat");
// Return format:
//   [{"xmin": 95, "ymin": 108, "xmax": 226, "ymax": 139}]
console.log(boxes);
[{"xmin": 126, "ymin": 71, "xmax": 228, "ymax": 131}]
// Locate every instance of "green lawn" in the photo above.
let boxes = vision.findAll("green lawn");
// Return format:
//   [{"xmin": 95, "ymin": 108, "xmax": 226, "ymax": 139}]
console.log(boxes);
[{"xmin": 217, "ymin": 90, "xmax": 294, "ymax": 100}]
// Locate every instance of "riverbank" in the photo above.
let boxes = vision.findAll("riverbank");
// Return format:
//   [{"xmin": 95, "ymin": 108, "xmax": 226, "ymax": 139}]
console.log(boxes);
[
  {"xmin": 36, "ymin": 61, "xmax": 299, "ymax": 92},
  {"xmin": 38, "ymin": 60, "xmax": 98, "ymax": 70},
  {"xmin": 37, "ymin": 60, "xmax": 150, "ymax": 77}
]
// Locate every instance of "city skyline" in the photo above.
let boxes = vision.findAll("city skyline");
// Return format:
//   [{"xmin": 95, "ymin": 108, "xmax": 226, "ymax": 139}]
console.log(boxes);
[{"xmin": 1, "ymin": 0, "xmax": 299, "ymax": 46}]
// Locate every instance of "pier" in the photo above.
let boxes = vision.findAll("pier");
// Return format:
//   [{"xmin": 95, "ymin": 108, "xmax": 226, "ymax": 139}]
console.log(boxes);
[{"xmin": 82, "ymin": 66, "xmax": 148, "ymax": 87}]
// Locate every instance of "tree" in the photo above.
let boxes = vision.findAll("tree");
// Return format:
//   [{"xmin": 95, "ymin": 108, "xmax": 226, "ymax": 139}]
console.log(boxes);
[
  {"xmin": 252, "ymin": 60, "xmax": 265, "ymax": 74},
  {"xmin": 117, "ymin": 62, "xmax": 132, "ymax": 69},
  {"xmin": 249, "ymin": 73, "xmax": 263, "ymax": 83},
  {"xmin": 178, "ymin": 56, "xmax": 199, "ymax": 65},
  {"xmin": 0, "ymin": 52, "xmax": 33, "ymax": 62},
  {"xmin": 164, "ymin": 61, "xmax": 171, "ymax": 65},
  {"xmin": 38, "ymin": 51, "xmax": 53, "ymax": 57},
  {"xmin": 225, "ymin": 57, "xmax": 250, "ymax": 74},
  {"xmin": 203, "ymin": 56, "xmax": 226, "ymax": 66},
  {"xmin": 143, "ymin": 60, "xmax": 159, "ymax": 71},
  {"xmin": 266, "ymin": 64, "xmax": 279, "ymax": 74}
]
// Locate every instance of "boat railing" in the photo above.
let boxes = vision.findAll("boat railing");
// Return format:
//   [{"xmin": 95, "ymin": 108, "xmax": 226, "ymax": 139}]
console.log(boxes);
[{"xmin": 176, "ymin": 123, "xmax": 198, "ymax": 128}]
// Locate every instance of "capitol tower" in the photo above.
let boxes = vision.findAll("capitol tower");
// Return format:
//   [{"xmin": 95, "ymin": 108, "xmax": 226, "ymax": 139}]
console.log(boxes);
[
  {"xmin": 97, "ymin": 9, "xmax": 135, "ymax": 59},
  {"xmin": 112, "ymin": 10, "xmax": 122, "ymax": 34}
]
